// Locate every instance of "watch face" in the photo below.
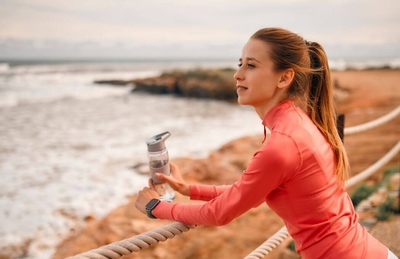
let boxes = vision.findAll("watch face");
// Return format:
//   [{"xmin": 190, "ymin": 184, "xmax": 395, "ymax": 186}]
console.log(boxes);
[
  {"xmin": 147, "ymin": 199, "xmax": 160, "ymax": 210},
  {"xmin": 146, "ymin": 199, "xmax": 160, "ymax": 219}
]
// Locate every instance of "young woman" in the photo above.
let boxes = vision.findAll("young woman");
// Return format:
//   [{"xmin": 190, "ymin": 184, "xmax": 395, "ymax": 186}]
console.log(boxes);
[{"xmin": 135, "ymin": 27, "xmax": 397, "ymax": 259}]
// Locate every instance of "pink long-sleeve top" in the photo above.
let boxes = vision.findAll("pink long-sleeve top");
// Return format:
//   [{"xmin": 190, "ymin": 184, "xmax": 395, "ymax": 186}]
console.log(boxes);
[{"xmin": 153, "ymin": 100, "xmax": 387, "ymax": 258}]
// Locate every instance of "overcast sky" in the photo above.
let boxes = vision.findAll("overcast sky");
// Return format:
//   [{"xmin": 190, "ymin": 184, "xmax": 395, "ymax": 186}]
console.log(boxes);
[{"xmin": 1, "ymin": 0, "xmax": 399, "ymax": 60}]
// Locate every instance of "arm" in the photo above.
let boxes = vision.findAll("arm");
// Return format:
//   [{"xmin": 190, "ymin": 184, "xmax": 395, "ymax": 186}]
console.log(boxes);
[
  {"xmin": 153, "ymin": 134, "xmax": 301, "ymax": 226},
  {"xmin": 190, "ymin": 184, "xmax": 232, "ymax": 201}
]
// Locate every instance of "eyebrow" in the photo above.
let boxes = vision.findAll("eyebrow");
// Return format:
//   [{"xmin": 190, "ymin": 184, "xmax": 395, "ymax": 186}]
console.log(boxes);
[{"xmin": 239, "ymin": 57, "xmax": 261, "ymax": 63}]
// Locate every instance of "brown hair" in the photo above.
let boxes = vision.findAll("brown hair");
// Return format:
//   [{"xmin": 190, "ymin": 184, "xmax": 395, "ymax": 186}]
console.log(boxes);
[{"xmin": 251, "ymin": 27, "xmax": 349, "ymax": 184}]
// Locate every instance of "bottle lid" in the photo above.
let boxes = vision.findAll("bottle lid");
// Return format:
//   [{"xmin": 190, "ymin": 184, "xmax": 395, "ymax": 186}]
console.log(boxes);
[{"xmin": 146, "ymin": 131, "xmax": 171, "ymax": 152}]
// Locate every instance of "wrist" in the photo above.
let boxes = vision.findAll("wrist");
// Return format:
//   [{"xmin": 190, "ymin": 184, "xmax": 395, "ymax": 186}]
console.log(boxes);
[{"xmin": 181, "ymin": 184, "xmax": 191, "ymax": 197}]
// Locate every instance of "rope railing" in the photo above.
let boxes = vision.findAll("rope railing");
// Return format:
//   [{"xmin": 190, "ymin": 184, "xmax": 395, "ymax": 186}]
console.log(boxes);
[
  {"xmin": 344, "ymin": 105, "xmax": 400, "ymax": 135},
  {"xmin": 244, "ymin": 226, "xmax": 290, "ymax": 259},
  {"xmin": 244, "ymin": 140, "xmax": 400, "ymax": 259},
  {"xmin": 68, "ymin": 106, "xmax": 400, "ymax": 259},
  {"xmin": 346, "ymin": 141, "xmax": 400, "ymax": 188},
  {"xmin": 67, "ymin": 222, "xmax": 196, "ymax": 259}
]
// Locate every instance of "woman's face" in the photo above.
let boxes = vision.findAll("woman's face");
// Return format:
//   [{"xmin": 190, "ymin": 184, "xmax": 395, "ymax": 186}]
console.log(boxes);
[{"xmin": 234, "ymin": 39, "xmax": 283, "ymax": 112}]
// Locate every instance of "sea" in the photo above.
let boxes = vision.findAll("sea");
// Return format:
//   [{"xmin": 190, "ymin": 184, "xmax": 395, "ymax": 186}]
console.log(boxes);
[{"xmin": 0, "ymin": 57, "xmax": 399, "ymax": 258}]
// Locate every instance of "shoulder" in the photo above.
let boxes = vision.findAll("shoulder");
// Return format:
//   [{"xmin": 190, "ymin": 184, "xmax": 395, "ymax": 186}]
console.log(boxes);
[
  {"xmin": 254, "ymin": 132, "xmax": 302, "ymax": 172},
  {"xmin": 267, "ymin": 131, "xmax": 301, "ymax": 159},
  {"xmin": 270, "ymin": 106, "xmax": 319, "ymax": 153}
]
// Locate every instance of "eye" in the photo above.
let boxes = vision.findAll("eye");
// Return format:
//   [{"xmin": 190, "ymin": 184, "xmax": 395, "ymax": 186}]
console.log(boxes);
[
  {"xmin": 237, "ymin": 63, "xmax": 243, "ymax": 68},
  {"xmin": 247, "ymin": 63, "xmax": 255, "ymax": 68}
]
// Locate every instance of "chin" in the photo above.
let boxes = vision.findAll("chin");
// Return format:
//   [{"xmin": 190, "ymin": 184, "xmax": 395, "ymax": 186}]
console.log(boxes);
[{"xmin": 237, "ymin": 97, "xmax": 249, "ymax": 106}]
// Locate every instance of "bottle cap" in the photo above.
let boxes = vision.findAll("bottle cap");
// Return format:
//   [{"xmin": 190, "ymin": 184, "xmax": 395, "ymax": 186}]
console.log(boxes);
[{"xmin": 146, "ymin": 131, "xmax": 171, "ymax": 152}]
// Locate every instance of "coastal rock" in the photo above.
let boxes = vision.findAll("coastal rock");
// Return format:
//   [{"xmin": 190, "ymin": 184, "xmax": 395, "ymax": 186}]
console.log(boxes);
[
  {"xmin": 133, "ymin": 73, "xmax": 180, "ymax": 94},
  {"xmin": 93, "ymin": 79, "xmax": 133, "ymax": 86},
  {"xmin": 95, "ymin": 68, "xmax": 238, "ymax": 101},
  {"xmin": 132, "ymin": 69, "xmax": 238, "ymax": 101}
]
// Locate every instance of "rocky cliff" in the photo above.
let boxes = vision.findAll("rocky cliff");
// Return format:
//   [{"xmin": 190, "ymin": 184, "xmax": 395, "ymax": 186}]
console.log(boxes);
[{"xmin": 95, "ymin": 68, "xmax": 239, "ymax": 102}]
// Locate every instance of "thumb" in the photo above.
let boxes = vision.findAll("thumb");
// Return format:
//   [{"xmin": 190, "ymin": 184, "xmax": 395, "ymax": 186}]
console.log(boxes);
[{"xmin": 155, "ymin": 173, "xmax": 174, "ymax": 185}]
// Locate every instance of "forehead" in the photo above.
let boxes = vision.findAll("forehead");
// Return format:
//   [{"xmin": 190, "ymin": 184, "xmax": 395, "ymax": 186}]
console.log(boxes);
[{"xmin": 241, "ymin": 39, "xmax": 271, "ymax": 60}]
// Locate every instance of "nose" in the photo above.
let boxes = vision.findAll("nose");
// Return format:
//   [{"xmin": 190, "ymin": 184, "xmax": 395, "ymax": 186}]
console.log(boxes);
[{"xmin": 234, "ymin": 67, "xmax": 244, "ymax": 81}]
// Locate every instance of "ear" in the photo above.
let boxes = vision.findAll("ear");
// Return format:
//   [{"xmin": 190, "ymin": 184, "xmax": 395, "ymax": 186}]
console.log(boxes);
[{"xmin": 277, "ymin": 69, "xmax": 295, "ymax": 89}]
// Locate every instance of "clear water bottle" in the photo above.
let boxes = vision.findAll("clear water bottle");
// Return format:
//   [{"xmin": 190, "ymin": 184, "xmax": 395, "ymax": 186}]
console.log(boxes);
[{"xmin": 146, "ymin": 131, "xmax": 175, "ymax": 202}]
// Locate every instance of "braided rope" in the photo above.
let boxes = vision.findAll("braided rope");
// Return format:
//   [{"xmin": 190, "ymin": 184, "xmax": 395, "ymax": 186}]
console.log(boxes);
[
  {"xmin": 244, "ymin": 226, "xmax": 290, "ymax": 259},
  {"xmin": 68, "ymin": 106, "xmax": 400, "ymax": 259},
  {"xmin": 244, "ymin": 140, "xmax": 400, "ymax": 259},
  {"xmin": 344, "ymin": 106, "xmax": 400, "ymax": 135},
  {"xmin": 67, "ymin": 222, "xmax": 196, "ymax": 259},
  {"xmin": 346, "ymin": 141, "xmax": 400, "ymax": 188}
]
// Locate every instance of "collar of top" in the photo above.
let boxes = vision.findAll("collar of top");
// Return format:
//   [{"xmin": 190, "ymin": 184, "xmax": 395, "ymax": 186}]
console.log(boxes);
[{"xmin": 262, "ymin": 99, "xmax": 293, "ymax": 130}]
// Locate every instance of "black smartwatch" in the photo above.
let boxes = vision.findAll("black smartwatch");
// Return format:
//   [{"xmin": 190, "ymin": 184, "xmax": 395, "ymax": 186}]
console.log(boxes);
[{"xmin": 145, "ymin": 198, "xmax": 161, "ymax": 219}]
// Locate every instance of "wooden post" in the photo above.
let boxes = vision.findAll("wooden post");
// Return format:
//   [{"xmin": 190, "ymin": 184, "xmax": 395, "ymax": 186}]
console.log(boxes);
[{"xmin": 337, "ymin": 114, "xmax": 345, "ymax": 143}]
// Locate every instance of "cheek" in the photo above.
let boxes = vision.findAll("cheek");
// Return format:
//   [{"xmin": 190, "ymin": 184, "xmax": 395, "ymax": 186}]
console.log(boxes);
[{"xmin": 256, "ymin": 78, "xmax": 276, "ymax": 95}]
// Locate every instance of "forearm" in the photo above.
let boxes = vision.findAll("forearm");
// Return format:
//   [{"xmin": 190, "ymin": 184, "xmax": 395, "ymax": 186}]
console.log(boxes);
[
  {"xmin": 153, "ymin": 181, "xmax": 262, "ymax": 226},
  {"xmin": 190, "ymin": 184, "xmax": 232, "ymax": 201},
  {"xmin": 154, "ymin": 187, "xmax": 241, "ymax": 226}
]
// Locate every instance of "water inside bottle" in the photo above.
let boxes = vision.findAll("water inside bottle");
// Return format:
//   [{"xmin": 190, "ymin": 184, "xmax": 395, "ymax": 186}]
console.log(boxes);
[
  {"xmin": 149, "ymin": 159, "xmax": 174, "ymax": 202},
  {"xmin": 149, "ymin": 160, "xmax": 168, "ymax": 168},
  {"xmin": 154, "ymin": 182, "xmax": 175, "ymax": 202}
]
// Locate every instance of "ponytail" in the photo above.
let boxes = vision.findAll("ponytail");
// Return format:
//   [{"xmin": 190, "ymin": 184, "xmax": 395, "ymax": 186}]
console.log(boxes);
[
  {"xmin": 307, "ymin": 41, "xmax": 350, "ymax": 184},
  {"xmin": 251, "ymin": 28, "xmax": 350, "ymax": 185}
]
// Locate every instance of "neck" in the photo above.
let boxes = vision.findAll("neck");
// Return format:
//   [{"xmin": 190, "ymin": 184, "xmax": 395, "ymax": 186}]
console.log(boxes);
[{"xmin": 254, "ymin": 90, "xmax": 288, "ymax": 120}]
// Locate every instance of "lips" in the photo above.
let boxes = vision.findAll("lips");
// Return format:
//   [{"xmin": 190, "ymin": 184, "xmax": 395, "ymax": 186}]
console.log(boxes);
[{"xmin": 236, "ymin": 85, "xmax": 248, "ymax": 91}]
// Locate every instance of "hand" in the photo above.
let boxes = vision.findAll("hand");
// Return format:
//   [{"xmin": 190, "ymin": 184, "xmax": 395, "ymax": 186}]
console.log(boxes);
[
  {"xmin": 155, "ymin": 162, "xmax": 190, "ymax": 196},
  {"xmin": 135, "ymin": 180, "xmax": 160, "ymax": 215}
]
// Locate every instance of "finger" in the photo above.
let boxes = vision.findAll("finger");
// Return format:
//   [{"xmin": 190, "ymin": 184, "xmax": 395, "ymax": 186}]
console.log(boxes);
[
  {"xmin": 149, "ymin": 179, "xmax": 156, "ymax": 190},
  {"xmin": 155, "ymin": 173, "xmax": 165, "ymax": 181},
  {"xmin": 156, "ymin": 173, "xmax": 174, "ymax": 186}
]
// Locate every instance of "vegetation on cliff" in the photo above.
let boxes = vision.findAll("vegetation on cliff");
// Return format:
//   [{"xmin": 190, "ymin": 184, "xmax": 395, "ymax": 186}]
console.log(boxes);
[
  {"xmin": 131, "ymin": 68, "xmax": 238, "ymax": 101},
  {"xmin": 95, "ymin": 68, "xmax": 238, "ymax": 101}
]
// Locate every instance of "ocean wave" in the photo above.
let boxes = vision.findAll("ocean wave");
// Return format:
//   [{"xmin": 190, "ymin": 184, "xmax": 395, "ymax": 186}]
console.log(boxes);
[
  {"xmin": 1, "ymin": 63, "xmax": 160, "ymax": 76},
  {"xmin": 0, "ymin": 63, "xmax": 9, "ymax": 73},
  {"xmin": 0, "ymin": 96, "xmax": 18, "ymax": 107},
  {"xmin": 0, "ymin": 86, "xmax": 132, "ymax": 108},
  {"xmin": 0, "ymin": 60, "xmax": 236, "ymax": 76},
  {"xmin": 0, "ymin": 68, "xmax": 161, "ymax": 108}
]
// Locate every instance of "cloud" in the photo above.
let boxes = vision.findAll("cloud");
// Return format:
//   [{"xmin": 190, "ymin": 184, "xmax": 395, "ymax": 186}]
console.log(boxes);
[{"xmin": 0, "ymin": 0, "xmax": 399, "ymax": 59}]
